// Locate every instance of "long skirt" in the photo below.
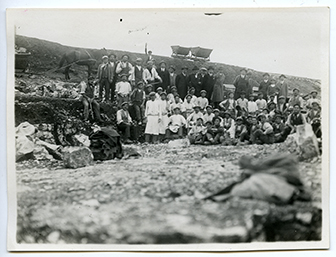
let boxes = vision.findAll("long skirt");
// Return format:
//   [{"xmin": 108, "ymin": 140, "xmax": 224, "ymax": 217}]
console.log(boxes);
[
  {"xmin": 159, "ymin": 114, "xmax": 169, "ymax": 135},
  {"xmin": 145, "ymin": 115, "xmax": 160, "ymax": 135}
]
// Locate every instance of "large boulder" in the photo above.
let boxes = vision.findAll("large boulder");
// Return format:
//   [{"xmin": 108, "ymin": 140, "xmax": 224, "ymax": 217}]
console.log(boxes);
[{"xmin": 62, "ymin": 146, "xmax": 93, "ymax": 169}]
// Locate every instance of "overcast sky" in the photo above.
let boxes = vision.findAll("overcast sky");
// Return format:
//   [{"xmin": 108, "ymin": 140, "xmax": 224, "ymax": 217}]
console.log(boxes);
[{"xmin": 12, "ymin": 8, "xmax": 328, "ymax": 79}]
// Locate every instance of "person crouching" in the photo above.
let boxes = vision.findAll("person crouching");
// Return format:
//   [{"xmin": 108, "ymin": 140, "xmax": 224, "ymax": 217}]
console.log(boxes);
[
  {"xmin": 166, "ymin": 106, "xmax": 187, "ymax": 140},
  {"xmin": 116, "ymin": 102, "xmax": 134, "ymax": 144}
]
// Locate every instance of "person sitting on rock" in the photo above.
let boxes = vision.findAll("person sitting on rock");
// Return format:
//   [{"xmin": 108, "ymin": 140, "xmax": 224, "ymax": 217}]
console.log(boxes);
[
  {"xmin": 212, "ymin": 117, "xmax": 225, "ymax": 144},
  {"xmin": 285, "ymin": 103, "xmax": 306, "ymax": 134},
  {"xmin": 166, "ymin": 106, "xmax": 187, "ymax": 139},
  {"xmin": 203, "ymin": 121, "xmax": 215, "ymax": 145},
  {"xmin": 188, "ymin": 117, "xmax": 207, "ymax": 144},
  {"xmin": 222, "ymin": 111, "xmax": 235, "ymax": 138},
  {"xmin": 212, "ymin": 109, "xmax": 223, "ymax": 126},
  {"xmin": 79, "ymin": 79, "xmax": 103, "ymax": 123},
  {"xmin": 116, "ymin": 102, "xmax": 134, "ymax": 144},
  {"xmin": 251, "ymin": 113, "xmax": 274, "ymax": 144}
]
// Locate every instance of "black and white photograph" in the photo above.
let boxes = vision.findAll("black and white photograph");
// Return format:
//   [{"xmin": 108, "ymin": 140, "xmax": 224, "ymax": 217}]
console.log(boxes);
[{"xmin": 6, "ymin": 7, "xmax": 329, "ymax": 252}]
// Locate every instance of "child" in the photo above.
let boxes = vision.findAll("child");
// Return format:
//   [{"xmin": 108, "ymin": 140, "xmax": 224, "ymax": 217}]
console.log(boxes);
[
  {"xmin": 158, "ymin": 92, "xmax": 170, "ymax": 141},
  {"xmin": 203, "ymin": 105, "xmax": 215, "ymax": 124},
  {"xmin": 267, "ymin": 102, "xmax": 277, "ymax": 122},
  {"xmin": 212, "ymin": 117, "xmax": 225, "ymax": 144},
  {"xmin": 188, "ymin": 117, "xmax": 207, "ymax": 144},
  {"xmin": 115, "ymin": 73, "xmax": 132, "ymax": 107},
  {"xmin": 167, "ymin": 86, "xmax": 178, "ymax": 104},
  {"xmin": 187, "ymin": 105, "xmax": 204, "ymax": 128},
  {"xmin": 170, "ymin": 94, "xmax": 184, "ymax": 114},
  {"xmin": 219, "ymin": 92, "xmax": 236, "ymax": 117},
  {"xmin": 130, "ymin": 81, "xmax": 146, "ymax": 124},
  {"xmin": 203, "ymin": 121, "xmax": 215, "ymax": 145},
  {"xmin": 247, "ymin": 94, "xmax": 258, "ymax": 114},
  {"xmin": 233, "ymin": 116, "xmax": 247, "ymax": 144},
  {"xmin": 267, "ymin": 94, "xmax": 277, "ymax": 107},
  {"xmin": 222, "ymin": 111, "xmax": 235, "ymax": 139},
  {"xmin": 145, "ymin": 84, "xmax": 154, "ymax": 100},
  {"xmin": 236, "ymin": 92, "xmax": 248, "ymax": 115},
  {"xmin": 166, "ymin": 106, "xmax": 187, "ymax": 139},
  {"xmin": 197, "ymin": 90, "xmax": 209, "ymax": 112},
  {"xmin": 273, "ymin": 114, "xmax": 289, "ymax": 143},
  {"xmin": 183, "ymin": 94, "xmax": 195, "ymax": 118},
  {"xmin": 256, "ymin": 92, "xmax": 267, "ymax": 111},
  {"xmin": 186, "ymin": 87, "xmax": 198, "ymax": 106},
  {"xmin": 144, "ymin": 91, "xmax": 162, "ymax": 143},
  {"xmin": 156, "ymin": 87, "xmax": 163, "ymax": 100},
  {"xmin": 213, "ymin": 109, "xmax": 223, "ymax": 126}
]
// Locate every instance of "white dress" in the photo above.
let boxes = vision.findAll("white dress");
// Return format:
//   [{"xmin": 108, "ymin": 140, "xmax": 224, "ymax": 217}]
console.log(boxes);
[
  {"xmin": 158, "ymin": 100, "xmax": 170, "ymax": 134},
  {"xmin": 145, "ymin": 100, "xmax": 162, "ymax": 135}
]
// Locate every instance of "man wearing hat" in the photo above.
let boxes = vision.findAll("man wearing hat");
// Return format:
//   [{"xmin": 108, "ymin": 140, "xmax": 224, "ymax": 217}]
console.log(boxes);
[
  {"xmin": 116, "ymin": 54, "xmax": 133, "ymax": 82},
  {"xmin": 131, "ymin": 57, "xmax": 145, "ymax": 86},
  {"xmin": 156, "ymin": 61, "xmax": 170, "ymax": 92},
  {"xmin": 96, "ymin": 55, "xmax": 114, "ymax": 102},
  {"xmin": 266, "ymin": 78, "xmax": 280, "ymax": 101},
  {"xmin": 188, "ymin": 66, "xmax": 203, "ymax": 97},
  {"xmin": 187, "ymin": 105, "xmax": 204, "ymax": 129},
  {"xmin": 130, "ymin": 81, "xmax": 146, "ymax": 124},
  {"xmin": 259, "ymin": 73, "xmax": 271, "ymax": 100},
  {"xmin": 176, "ymin": 66, "xmax": 189, "ymax": 99},
  {"xmin": 276, "ymin": 95, "xmax": 288, "ymax": 114},
  {"xmin": 79, "ymin": 79, "xmax": 103, "ymax": 123},
  {"xmin": 168, "ymin": 65, "xmax": 177, "ymax": 91},
  {"xmin": 197, "ymin": 90, "xmax": 209, "ymax": 112},
  {"xmin": 166, "ymin": 106, "xmax": 187, "ymax": 139},
  {"xmin": 188, "ymin": 117, "xmax": 207, "ymax": 144},
  {"xmin": 306, "ymin": 90, "xmax": 321, "ymax": 109},
  {"xmin": 203, "ymin": 105, "xmax": 215, "ymax": 124},
  {"xmin": 143, "ymin": 60, "xmax": 162, "ymax": 89},
  {"xmin": 115, "ymin": 73, "xmax": 132, "ymax": 107},
  {"xmin": 306, "ymin": 100, "xmax": 321, "ymax": 138},
  {"xmin": 144, "ymin": 91, "xmax": 162, "ymax": 143},
  {"xmin": 158, "ymin": 91, "xmax": 170, "ymax": 141},
  {"xmin": 108, "ymin": 54, "xmax": 118, "ymax": 102},
  {"xmin": 250, "ymin": 113, "xmax": 274, "ymax": 144},
  {"xmin": 233, "ymin": 68, "xmax": 249, "ymax": 100},
  {"xmin": 116, "ymin": 102, "xmax": 134, "ymax": 144},
  {"xmin": 288, "ymin": 88, "xmax": 303, "ymax": 108},
  {"xmin": 233, "ymin": 116, "xmax": 247, "ymax": 143},
  {"xmin": 273, "ymin": 114, "xmax": 289, "ymax": 143},
  {"xmin": 276, "ymin": 74, "xmax": 289, "ymax": 101},
  {"xmin": 285, "ymin": 103, "xmax": 306, "ymax": 134},
  {"xmin": 205, "ymin": 66, "xmax": 215, "ymax": 102}
]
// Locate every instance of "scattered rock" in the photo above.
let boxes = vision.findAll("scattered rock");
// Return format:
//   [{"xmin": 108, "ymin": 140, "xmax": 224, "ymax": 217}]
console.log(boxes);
[
  {"xmin": 167, "ymin": 139, "xmax": 190, "ymax": 149},
  {"xmin": 46, "ymin": 231, "xmax": 61, "ymax": 243},
  {"xmin": 212, "ymin": 226, "xmax": 249, "ymax": 243},
  {"xmin": 80, "ymin": 199, "xmax": 100, "ymax": 208},
  {"xmin": 296, "ymin": 212, "xmax": 313, "ymax": 225},
  {"xmin": 62, "ymin": 146, "xmax": 93, "ymax": 169}
]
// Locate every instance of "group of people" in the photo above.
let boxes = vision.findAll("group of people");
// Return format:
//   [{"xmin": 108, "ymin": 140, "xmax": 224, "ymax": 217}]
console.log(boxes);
[{"xmin": 79, "ymin": 54, "xmax": 322, "ymax": 145}]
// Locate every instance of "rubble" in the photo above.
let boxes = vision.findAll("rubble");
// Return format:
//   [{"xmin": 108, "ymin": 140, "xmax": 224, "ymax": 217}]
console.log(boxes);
[{"xmin": 62, "ymin": 146, "xmax": 94, "ymax": 169}]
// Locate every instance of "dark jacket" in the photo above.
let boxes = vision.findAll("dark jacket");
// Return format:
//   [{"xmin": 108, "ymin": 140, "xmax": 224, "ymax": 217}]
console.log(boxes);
[
  {"xmin": 156, "ymin": 68, "xmax": 170, "ymax": 91},
  {"xmin": 176, "ymin": 73, "xmax": 189, "ymax": 99},
  {"xmin": 233, "ymin": 75, "xmax": 249, "ymax": 100}
]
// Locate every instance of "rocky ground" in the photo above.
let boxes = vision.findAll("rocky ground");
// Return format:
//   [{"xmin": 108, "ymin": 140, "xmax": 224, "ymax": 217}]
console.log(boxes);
[{"xmin": 16, "ymin": 143, "xmax": 322, "ymax": 244}]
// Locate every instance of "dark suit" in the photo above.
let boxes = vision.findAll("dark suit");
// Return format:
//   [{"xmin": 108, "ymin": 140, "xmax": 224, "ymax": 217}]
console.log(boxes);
[
  {"xmin": 259, "ymin": 80, "xmax": 271, "ymax": 100},
  {"xmin": 157, "ymin": 68, "xmax": 170, "ymax": 92},
  {"xmin": 233, "ymin": 75, "xmax": 249, "ymax": 100},
  {"xmin": 97, "ymin": 63, "xmax": 114, "ymax": 101},
  {"xmin": 205, "ymin": 74, "xmax": 215, "ymax": 101},
  {"xmin": 175, "ymin": 73, "xmax": 188, "ymax": 99}
]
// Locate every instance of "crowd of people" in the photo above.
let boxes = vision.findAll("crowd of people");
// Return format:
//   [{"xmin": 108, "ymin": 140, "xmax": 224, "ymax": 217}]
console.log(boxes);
[{"xmin": 79, "ymin": 53, "xmax": 322, "ymax": 145}]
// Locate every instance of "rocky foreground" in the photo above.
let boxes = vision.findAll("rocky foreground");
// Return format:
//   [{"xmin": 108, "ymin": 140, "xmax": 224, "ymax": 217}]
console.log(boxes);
[{"xmin": 16, "ymin": 143, "xmax": 322, "ymax": 244}]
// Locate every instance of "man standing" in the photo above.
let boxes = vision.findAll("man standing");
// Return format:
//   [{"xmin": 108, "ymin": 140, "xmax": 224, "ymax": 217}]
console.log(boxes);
[
  {"xmin": 168, "ymin": 65, "xmax": 177, "ymax": 92},
  {"xmin": 198, "ymin": 67, "xmax": 208, "ymax": 97},
  {"xmin": 233, "ymin": 68, "xmax": 249, "ymax": 100},
  {"xmin": 175, "ymin": 66, "xmax": 189, "ymax": 99},
  {"xmin": 116, "ymin": 102, "xmax": 134, "ymax": 144},
  {"xmin": 205, "ymin": 66, "xmax": 215, "ymax": 102},
  {"xmin": 277, "ymin": 74, "xmax": 289, "ymax": 101},
  {"xmin": 288, "ymin": 88, "xmax": 304, "ymax": 108},
  {"xmin": 156, "ymin": 61, "xmax": 170, "ymax": 92},
  {"xmin": 143, "ymin": 60, "xmax": 162, "ymax": 89},
  {"xmin": 131, "ymin": 57, "xmax": 145, "ymax": 87},
  {"xmin": 96, "ymin": 55, "xmax": 114, "ymax": 102},
  {"xmin": 115, "ymin": 54, "xmax": 133, "ymax": 81},
  {"xmin": 79, "ymin": 79, "xmax": 103, "ymax": 123},
  {"xmin": 188, "ymin": 66, "xmax": 200, "ymax": 95},
  {"xmin": 259, "ymin": 73, "xmax": 271, "ymax": 100},
  {"xmin": 108, "ymin": 53, "xmax": 117, "ymax": 102}
]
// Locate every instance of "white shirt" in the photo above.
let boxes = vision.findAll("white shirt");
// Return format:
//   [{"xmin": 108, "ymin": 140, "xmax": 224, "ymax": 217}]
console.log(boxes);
[
  {"xmin": 169, "ymin": 114, "xmax": 187, "ymax": 127},
  {"xmin": 145, "ymin": 100, "xmax": 162, "ymax": 117},
  {"xmin": 256, "ymin": 99, "xmax": 267, "ymax": 110},
  {"xmin": 143, "ymin": 67, "xmax": 161, "ymax": 83},
  {"xmin": 203, "ymin": 113, "xmax": 215, "ymax": 124},
  {"xmin": 247, "ymin": 101, "xmax": 258, "ymax": 113},
  {"xmin": 197, "ymin": 97, "xmax": 209, "ymax": 110},
  {"xmin": 116, "ymin": 109, "xmax": 132, "ymax": 125},
  {"xmin": 116, "ymin": 81, "xmax": 132, "ymax": 96}
]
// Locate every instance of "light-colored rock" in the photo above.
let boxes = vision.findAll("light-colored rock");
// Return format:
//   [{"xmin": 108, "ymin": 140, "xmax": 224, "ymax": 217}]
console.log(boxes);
[
  {"xmin": 46, "ymin": 231, "xmax": 61, "ymax": 244},
  {"xmin": 62, "ymin": 146, "xmax": 93, "ymax": 169},
  {"xmin": 212, "ymin": 226, "xmax": 249, "ymax": 243},
  {"xmin": 296, "ymin": 212, "xmax": 313, "ymax": 225},
  {"xmin": 167, "ymin": 139, "xmax": 190, "ymax": 149}
]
